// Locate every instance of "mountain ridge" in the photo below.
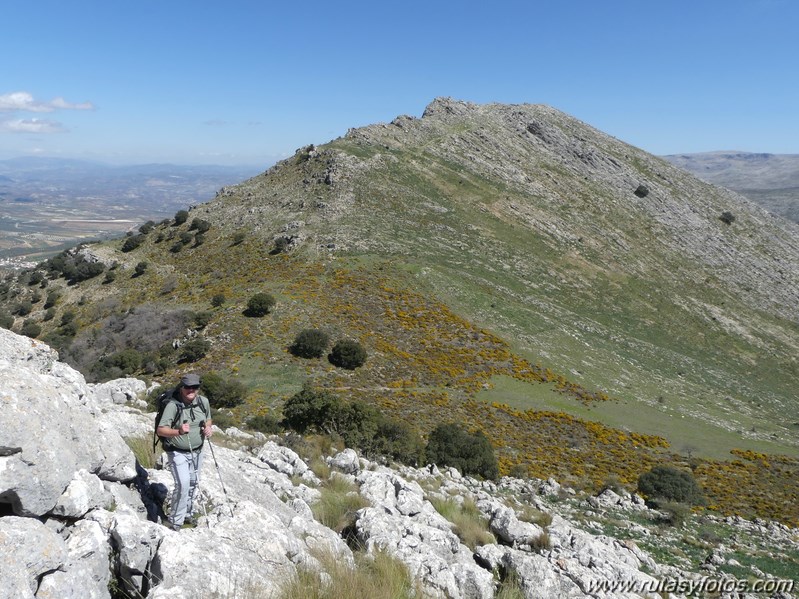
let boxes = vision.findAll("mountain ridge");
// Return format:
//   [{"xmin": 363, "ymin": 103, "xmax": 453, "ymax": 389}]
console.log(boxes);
[{"xmin": 2, "ymin": 97, "xmax": 798, "ymax": 525}]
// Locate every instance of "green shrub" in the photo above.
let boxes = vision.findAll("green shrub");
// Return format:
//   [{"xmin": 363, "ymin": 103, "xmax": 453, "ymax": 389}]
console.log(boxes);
[
  {"xmin": 637, "ymin": 465, "xmax": 705, "ymax": 505},
  {"xmin": 178, "ymin": 338, "xmax": 211, "ymax": 363},
  {"xmin": 20, "ymin": 319, "xmax": 42, "ymax": 338},
  {"xmin": 134, "ymin": 262, "xmax": 148, "ymax": 277},
  {"xmin": 14, "ymin": 300, "xmax": 33, "ymax": 316},
  {"xmin": 121, "ymin": 234, "xmax": 146, "ymax": 252},
  {"xmin": 655, "ymin": 499, "xmax": 693, "ymax": 527},
  {"xmin": 272, "ymin": 236, "xmax": 290, "ymax": 254},
  {"xmin": 247, "ymin": 413, "xmax": 282, "ymax": 434},
  {"xmin": 328, "ymin": 339, "xmax": 367, "ymax": 370},
  {"xmin": 179, "ymin": 231, "xmax": 194, "ymax": 245},
  {"xmin": 43, "ymin": 307, "xmax": 56, "ymax": 322},
  {"xmin": 231, "ymin": 231, "xmax": 246, "ymax": 246},
  {"xmin": 282, "ymin": 388, "xmax": 339, "ymax": 434},
  {"xmin": 426, "ymin": 423, "xmax": 499, "ymax": 480},
  {"xmin": 193, "ymin": 311, "xmax": 213, "ymax": 329},
  {"xmin": 139, "ymin": 220, "xmax": 156, "ymax": 234},
  {"xmin": 211, "ymin": 293, "xmax": 226, "ymax": 308},
  {"xmin": 0, "ymin": 311, "xmax": 13, "ymax": 329},
  {"xmin": 58, "ymin": 321, "xmax": 79, "ymax": 339},
  {"xmin": 373, "ymin": 419, "xmax": 424, "ymax": 466},
  {"xmin": 44, "ymin": 290, "xmax": 61, "ymax": 309},
  {"xmin": 91, "ymin": 349, "xmax": 144, "ymax": 381},
  {"xmin": 282, "ymin": 388, "xmax": 378, "ymax": 449},
  {"xmin": 103, "ymin": 271, "xmax": 117, "ymax": 284},
  {"xmin": 174, "ymin": 209, "xmax": 189, "ymax": 225},
  {"xmin": 719, "ymin": 211, "xmax": 736, "ymax": 225},
  {"xmin": 67, "ymin": 259, "xmax": 105, "ymax": 283},
  {"xmin": 290, "ymin": 329, "xmax": 330, "ymax": 358},
  {"xmin": 245, "ymin": 292, "xmax": 276, "ymax": 317},
  {"xmin": 189, "ymin": 218, "xmax": 211, "ymax": 233},
  {"xmin": 201, "ymin": 371, "xmax": 248, "ymax": 408},
  {"xmin": 282, "ymin": 386, "xmax": 421, "ymax": 464}
]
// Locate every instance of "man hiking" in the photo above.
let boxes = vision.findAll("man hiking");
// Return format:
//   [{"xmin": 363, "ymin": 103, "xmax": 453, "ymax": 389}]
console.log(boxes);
[{"xmin": 156, "ymin": 373, "xmax": 213, "ymax": 530}]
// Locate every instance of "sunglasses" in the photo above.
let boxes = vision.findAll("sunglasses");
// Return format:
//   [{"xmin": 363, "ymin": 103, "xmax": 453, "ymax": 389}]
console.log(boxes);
[{"xmin": 184, "ymin": 385, "xmax": 200, "ymax": 390}]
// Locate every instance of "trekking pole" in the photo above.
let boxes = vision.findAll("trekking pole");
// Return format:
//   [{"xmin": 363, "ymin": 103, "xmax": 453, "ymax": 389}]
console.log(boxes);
[
  {"xmin": 184, "ymin": 420, "xmax": 208, "ymax": 523},
  {"xmin": 201, "ymin": 420, "xmax": 234, "ymax": 517}
]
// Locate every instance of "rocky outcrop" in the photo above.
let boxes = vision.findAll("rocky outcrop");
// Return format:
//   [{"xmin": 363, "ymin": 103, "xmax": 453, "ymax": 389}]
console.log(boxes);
[{"xmin": 1, "ymin": 328, "xmax": 797, "ymax": 598}]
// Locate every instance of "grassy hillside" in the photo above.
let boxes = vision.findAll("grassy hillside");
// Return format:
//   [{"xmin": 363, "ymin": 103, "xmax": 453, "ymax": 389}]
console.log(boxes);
[{"xmin": 2, "ymin": 98, "xmax": 798, "ymax": 525}]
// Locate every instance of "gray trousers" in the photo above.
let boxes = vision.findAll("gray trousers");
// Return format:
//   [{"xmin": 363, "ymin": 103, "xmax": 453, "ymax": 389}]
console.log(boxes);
[{"xmin": 166, "ymin": 448, "xmax": 204, "ymax": 526}]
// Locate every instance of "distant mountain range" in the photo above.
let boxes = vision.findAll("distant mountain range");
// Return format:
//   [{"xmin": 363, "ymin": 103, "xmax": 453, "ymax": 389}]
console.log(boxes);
[
  {"xmin": 663, "ymin": 151, "xmax": 799, "ymax": 222},
  {"xmin": 0, "ymin": 157, "xmax": 264, "ymax": 262}
]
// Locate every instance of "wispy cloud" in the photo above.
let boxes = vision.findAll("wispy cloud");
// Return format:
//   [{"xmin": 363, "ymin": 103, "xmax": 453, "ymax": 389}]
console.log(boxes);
[
  {"xmin": 0, "ymin": 91, "xmax": 95, "ymax": 113},
  {"xmin": 0, "ymin": 118, "xmax": 67, "ymax": 133}
]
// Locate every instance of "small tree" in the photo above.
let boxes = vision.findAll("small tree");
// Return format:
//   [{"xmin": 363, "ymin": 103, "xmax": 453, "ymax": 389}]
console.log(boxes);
[
  {"xmin": 290, "ymin": 329, "xmax": 330, "ymax": 358},
  {"xmin": 121, "ymin": 234, "xmax": 146, "ymax": 252},
  {"xmin": 211, "ymin": 293, "xmax": 226, "ymax": 308},
  {"xmin": 719, "ymin": 211, "xmax": 736, "ymax": 225},
  {"xmin": 374, "ymin": 418, "xmax": 425, "ymax": 466},
  {"xmin": 134, "ymin": 262, "xmax": 149, "ymax": 277},
  {"xmin": 189, "ymin": 218, "xmax": 211, "ymax": 233},
  {"xmin": 14, "ymin": 300, "xmax": 33, "ymax": 316},
  {"xmin": 245, "ymin": 292, "xmax": 276, "ymax": 317},
  {"xmin": 637, "ymin": 465, "xmax": 705, "ymax": 505},
  {"xmin": 193, "ymin": 310, "xmax": 213, "ymax": 329},
  {"xmin": 178, "ymin": 338, "xmax": 211, "ymax": 363},
  {"xmin": 44, "ymin": 290, "xmax": 61, "ymax": 309},
  {"xmin": 20, "ymin": 319, "xmax": 42, "ymax": 339},
  {"xmin": 282, "ymin": 387, "xmax": 339, "ymax": 434},
  {"xmin": 426, "ymin": 423, "xmax": 499, "ymax": 480},
  {"xmin": 0, "ymin": 311, "xmax": 14, "ymax": 329},
  {"xmin": 201, "ymin": 371, "xmax": 248, "ymax": 408},
  {"xmin": 174, "ymin": 209, "xmax": 189, "ymax": 225},
  {"xmin": 329, "ymin": 339, "xmax": 367, "ymax": 369},
  {"xmin": 139, "ymin": 220, "xmax": 156, "ymax": 234}
]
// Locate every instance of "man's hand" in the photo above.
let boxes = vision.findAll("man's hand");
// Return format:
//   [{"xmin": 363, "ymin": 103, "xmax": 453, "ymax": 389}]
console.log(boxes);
[{"xmin": 202, "ymin": 423, "xmax": 213, "ymax": 438}]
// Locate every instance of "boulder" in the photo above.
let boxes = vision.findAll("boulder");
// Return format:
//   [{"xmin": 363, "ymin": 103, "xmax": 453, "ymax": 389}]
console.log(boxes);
[{"xmin": 0, "ymin": 516, "xmax": 67, "ymax": 597}]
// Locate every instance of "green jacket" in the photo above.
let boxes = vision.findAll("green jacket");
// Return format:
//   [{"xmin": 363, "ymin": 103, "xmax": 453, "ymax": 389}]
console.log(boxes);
[{"xmin": 157, "ymin": 393, "xmax": 211, "ymax": 452}]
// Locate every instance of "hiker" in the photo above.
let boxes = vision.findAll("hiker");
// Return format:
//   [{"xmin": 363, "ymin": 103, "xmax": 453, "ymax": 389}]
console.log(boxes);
[{"xmin": 156, "ymin": 373, "xmax": 213, "ymax": 530}]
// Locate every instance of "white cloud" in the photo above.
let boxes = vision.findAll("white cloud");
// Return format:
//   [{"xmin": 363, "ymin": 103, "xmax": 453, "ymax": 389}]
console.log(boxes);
[
  {"xmin": 50, "ymin": 96, "xmax": 95, "ymax": 111},
  {"xmin": 0, "ymin": 118, "xmax": 66, "ymax": 134},
  {"xmin": 0, "ymin": 91, "xmax": 95, "ymax": 113}
]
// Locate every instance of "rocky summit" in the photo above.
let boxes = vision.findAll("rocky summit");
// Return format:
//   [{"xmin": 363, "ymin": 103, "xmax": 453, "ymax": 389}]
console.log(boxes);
[
  {"xmin": 2, "ymin": 98, "xmax": 799, "ymax": 533},
  {"xmin": 1, "ymin": 328, "xmax": 798, "ymax": 598}
]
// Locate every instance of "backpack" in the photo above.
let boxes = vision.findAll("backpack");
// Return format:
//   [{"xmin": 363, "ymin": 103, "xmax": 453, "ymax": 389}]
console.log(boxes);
[{"xmin": 152, "ymin": 388, "xmax": 210, "ymax": 450}]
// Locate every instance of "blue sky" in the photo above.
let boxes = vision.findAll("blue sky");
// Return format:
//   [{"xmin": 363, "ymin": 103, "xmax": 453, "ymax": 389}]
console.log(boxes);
[{"xmin": 1, "ymin": 0, "xmax": 797, "ymax": 166}]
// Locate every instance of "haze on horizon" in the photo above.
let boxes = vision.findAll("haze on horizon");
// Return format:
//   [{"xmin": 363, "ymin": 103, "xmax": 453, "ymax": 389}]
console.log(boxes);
[{"xmin": 2, "ymin": 0, "xmax": 798, "ymax": 167}]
